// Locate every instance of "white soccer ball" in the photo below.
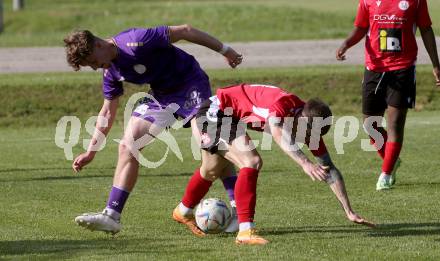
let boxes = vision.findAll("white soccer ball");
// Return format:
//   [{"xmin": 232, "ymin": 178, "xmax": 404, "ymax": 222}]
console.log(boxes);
[{"xmin": 195, "ymin": 198, "xmax": 232, "ymax": 234}]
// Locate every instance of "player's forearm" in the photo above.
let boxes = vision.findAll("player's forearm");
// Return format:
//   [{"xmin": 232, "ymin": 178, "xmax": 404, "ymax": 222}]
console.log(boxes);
[
  {"xmin": 420, "ymin": 26, "xmax": 440, "ymax": 68},
  {"xmin": 169, "ymin": 24, "xmax": 224, "ymax": 53},
  {"xmin": 341, "ymin": 27, "xmax": 368, "ymax": 50},
  {"xmin": 327, "ymin": 167, "xmax": 354, "ymax": 215},
  {"xmin": 271, "ymin": 124, "xmax": 312, "ymax": 168},
  {"xmin": 277, "ymin": 135, "xmax": 312, "ymax": 168},
  {"xmin": 315, "ymin": 153, "xmax": 334, "ymax": 168},
  {"xmin": 86, "ymin": 101, "xmax": 118, "ymax": 155}
]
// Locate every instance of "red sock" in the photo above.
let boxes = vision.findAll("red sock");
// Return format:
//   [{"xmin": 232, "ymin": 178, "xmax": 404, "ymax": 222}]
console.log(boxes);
[
  {"xmin": 235, "ymin": 167, "xmax": 259, "ymax": 223},
  {"xmin": 369, "ymin": 125, "xmax": 388, "ymax": 159},
  {"xmin": 381, "ymin": 142, "xmax": 402, "ymax": 174},
  {"xmin": 181, "ymin": 169, "xmax": 212, "ymax": 208}
]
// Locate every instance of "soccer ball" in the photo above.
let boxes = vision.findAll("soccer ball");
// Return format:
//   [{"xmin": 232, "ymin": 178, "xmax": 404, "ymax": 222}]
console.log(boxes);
[{"xmin": 195, "ymin": 198, "xmax": 232, "ymax": 234}]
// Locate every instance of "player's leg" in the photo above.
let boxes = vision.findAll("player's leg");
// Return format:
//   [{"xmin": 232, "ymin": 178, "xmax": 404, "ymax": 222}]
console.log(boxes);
[
  {"xmin": 376, "ymin": 66, "xmax": 414, "ymax": 189},
  {"xmin": 76, "ymin": 103, "xmax": 173, "ymax": 234},
  {"xmin": 220, "ymin": 164, "xmax": 239, "ymax": 233},
  {"xmin": 190, "ymin": 109, "xmax": 238, "ymax": 210},
  {"xmin": 190, "ymin": 114, "xmax": 238, "ymax": 232},
  {"xmin": 376, "ymin": 106, "xmax": 406, "ymax": 189},
  {"xmin": 218, "ymin": 134, "xmax": 268, "ymax": 245},
  {"xmin": 362, "ymin": 68, "xmax": 388, "ymax": 160},
  {"xmin": 173, "ymin": 148, "xmax": 232, "ymax": 236}
]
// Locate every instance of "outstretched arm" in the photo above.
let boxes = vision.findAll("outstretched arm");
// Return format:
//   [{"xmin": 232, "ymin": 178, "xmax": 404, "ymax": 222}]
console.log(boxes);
[
  {"xmin": 420, "ymin": 26, "xmax": 440, "ymax": 87},
  {"xmin": 336, "ymin": 26, "xmax": 368, "ymax": 61},
  {"xmin": 168, "ymin": 24, "xmax": 242, "ymax": 68},
  {"xmin": 72, "ymin": 98, "xmax": 119, "ymax": 172},
  {"xmin": 316, "ymin": 153, "xmax": 376, "ymax": 228},
  {"xmin": 270, "ymin": 123, "xmax": 328, "ymax": 181}
]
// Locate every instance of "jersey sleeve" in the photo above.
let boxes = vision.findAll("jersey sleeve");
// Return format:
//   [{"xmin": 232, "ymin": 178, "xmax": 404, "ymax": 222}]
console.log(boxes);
[
  {"xmin": 102, "ymin": 70, "xmax": 123, "ymax": 100},
  {"xmin": 354, "ymin": 0, "xmax": 369, "ymax": 28},
  {"xmin": 269, "ymin": 95, "xmax": 298, "ymax": 118},
  {"xmin": 307, "ymin": 137, "xmax": 328, "ymax": 157},
  {"xmin": 133, "ymin": 26, "xmax": 170, "ymax": 52},
  {"xmin": 416, "ymin": 0, "xmax": 432, "ymax": 28}
]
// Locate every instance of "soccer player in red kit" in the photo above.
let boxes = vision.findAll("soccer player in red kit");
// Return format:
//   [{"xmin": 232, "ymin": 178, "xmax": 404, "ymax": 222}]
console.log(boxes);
[
  {"xmin": 336, "ymin": 0, "xmax": 440, "ymax": 190},
  {"xmin": 172, "ymin": 84, "xmax": 375, "ymax": 245}
]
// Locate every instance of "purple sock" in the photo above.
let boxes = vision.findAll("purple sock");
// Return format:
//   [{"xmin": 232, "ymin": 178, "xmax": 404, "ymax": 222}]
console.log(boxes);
[
  {"xmin": 106, "ymin": 186, "xmax": 130, "ymax": 215},
  {"xmin": 222, "ymin": 175, "xmax": 237, "ymax": 202}
]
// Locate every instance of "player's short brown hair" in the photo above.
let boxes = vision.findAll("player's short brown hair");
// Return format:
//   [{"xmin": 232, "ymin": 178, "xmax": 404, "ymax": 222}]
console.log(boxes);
[
  {"xmin": 302, "ymin": 98, "xmax": 333, "ymax": 135},
  {"xmin": 64, "ymin": 30, "xmax": 95, "ymax": 71}
]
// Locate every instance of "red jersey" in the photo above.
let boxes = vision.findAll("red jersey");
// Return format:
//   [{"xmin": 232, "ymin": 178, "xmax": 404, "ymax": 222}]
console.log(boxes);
[
  {"xmin": 215, "ymin": 84, "xmax": 327, "ymax": 156},
  {"xmin": 354, "ymin": 0, "xmax": 432, "ymax": 72},
  {"xmin": 216, "ymin": 84, "xmax": 304, "ymax": 130}
]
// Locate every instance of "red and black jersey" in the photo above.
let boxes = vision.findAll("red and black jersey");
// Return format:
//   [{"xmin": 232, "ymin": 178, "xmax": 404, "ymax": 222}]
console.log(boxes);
[{"xmin": 355, "ymin": 0, "xmax": 432, "ymax": 72}]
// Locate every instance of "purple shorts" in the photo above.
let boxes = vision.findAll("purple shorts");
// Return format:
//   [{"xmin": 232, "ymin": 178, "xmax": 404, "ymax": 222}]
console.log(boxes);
[{"xmin": 132, "ymin": 71, "xmax": 211, "ymax": 128}]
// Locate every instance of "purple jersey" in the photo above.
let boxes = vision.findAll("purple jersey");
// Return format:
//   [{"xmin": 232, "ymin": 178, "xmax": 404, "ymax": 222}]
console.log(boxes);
[{"xmin": 102, "ymin": 26, "xmax": 205, "ymax": 100}]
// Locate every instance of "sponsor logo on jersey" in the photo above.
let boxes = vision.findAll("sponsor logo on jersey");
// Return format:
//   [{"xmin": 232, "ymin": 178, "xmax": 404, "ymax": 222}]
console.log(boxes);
[
  {"xmin": 398, "ymin": 1, "xmax": 409, "ymax": 11},
  {"xmin": 374, "ymin": 14, "xmax": 407, "ymax": 24},
  {"xmin": 379, "ymin": 28, "xmax": 402, "ymax": 52}
]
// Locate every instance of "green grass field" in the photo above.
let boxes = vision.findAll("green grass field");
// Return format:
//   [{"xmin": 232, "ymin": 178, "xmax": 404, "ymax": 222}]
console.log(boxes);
[
  {"xmin": 1, "ymin": 0, "xmax": 440, "ymax": 47},
  {"xmin": 1, "ymin": 66, "xmax": 440, "ymax": 260},
  {"xmin": 1, "ymin": 112, "xmax": 440, "ymax": 260}
]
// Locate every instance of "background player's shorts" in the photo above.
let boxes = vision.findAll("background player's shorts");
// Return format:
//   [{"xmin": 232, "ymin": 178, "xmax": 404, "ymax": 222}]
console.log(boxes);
[
  {"xmin": 132, "ymin": 71, "xmax": 211, "ymax": 128},
  {"xmin": 195, "ymin": 96, "xmax": 247, "ymax": 154},
  {"xmin": 362, "ymin": 66, "xmax": 416, "ymax": 115}
]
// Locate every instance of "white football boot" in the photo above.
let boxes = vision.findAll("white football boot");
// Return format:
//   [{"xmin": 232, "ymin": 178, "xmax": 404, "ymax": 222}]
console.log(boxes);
[
  {"xmin": 75, "ymin": 209, "xmax": 121, "ymax": 235},
  {"xmin": 225, "ymin": 207, "xmax": 238, "ymax": 233}
]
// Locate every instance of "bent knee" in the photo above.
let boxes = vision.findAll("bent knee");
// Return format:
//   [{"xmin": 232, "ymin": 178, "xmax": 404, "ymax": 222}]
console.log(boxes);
[
  {"xmin": 118, "ymin": 142, "xmax": 137, "ymax": 160},
  {"xmin": 199, "ymin": 168, "xmax": 219, "ymax": 182},
  {"xmin": 242, "ymin": 155, "xmax": 263, "ymax": 171}
]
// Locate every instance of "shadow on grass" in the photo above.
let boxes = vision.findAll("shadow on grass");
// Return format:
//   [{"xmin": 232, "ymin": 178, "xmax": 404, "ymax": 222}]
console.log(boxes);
[
  {"xmin": 0, "ymin": 238, "xmax": 209, "ymax": 258},
  {"xmin": 261, "ymin": 222, "xmax": 440, "ymax": 238}
]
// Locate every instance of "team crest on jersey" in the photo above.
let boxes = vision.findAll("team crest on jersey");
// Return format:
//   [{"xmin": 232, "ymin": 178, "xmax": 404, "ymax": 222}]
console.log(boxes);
[
  {"xmin": 133, "ymin": 64, "xmax": 147, "ymax": 74},
  {"xmin": 398, "ymin": 1, "xmax": 409, "ymax": 10},
  {"xmin": 379, "ymin": 28, "xmax": 402, "ymax": 52}
]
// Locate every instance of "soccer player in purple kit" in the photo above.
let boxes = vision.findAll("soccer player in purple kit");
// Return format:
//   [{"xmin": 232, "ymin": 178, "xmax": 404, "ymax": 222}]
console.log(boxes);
[{"xmin": 63, "ymin": 24, "xmax": 242, "ymax": 235}]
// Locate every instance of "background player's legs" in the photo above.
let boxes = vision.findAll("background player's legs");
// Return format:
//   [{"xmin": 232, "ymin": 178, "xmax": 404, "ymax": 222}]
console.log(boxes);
[
  {"xmin": 381, "ymin": 106, "xmax": 406, "ymax": 173},
  {"xmin": 373, "ymin": 106, "xmax": 406, "ymax": 190},
  {"xmin": 363, "ymin": 113, "xmax": 387, "ymax": 159}
]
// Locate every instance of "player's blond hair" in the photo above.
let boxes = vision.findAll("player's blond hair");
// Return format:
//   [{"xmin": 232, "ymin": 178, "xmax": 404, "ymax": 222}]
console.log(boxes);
[
  {"xmin": 303, "ymin": 98, "xmax": 333, "ymax": 135},
  {"xmin": 64, "ymin": 30, "xmax": 95, "ymax": 71}
]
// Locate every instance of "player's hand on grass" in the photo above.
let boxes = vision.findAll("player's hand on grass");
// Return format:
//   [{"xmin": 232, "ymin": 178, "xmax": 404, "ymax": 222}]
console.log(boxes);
[
  {"xmin": 72, "ymin": 152, "xmax": 95, "ymax": 173},
  {"xmin": 302, "ymin": 161, "xmax": 328, "ymax": 181},
  {"xmin": 346, "ymin": 212, "xmax": 376, "ymax": 228},
  {"xmin": 223, "ymin": 47, "xmax": 243, "ymax": 68},
  {"xmin": 433, "ymin": 67, "xmax": 440, "ymax": 87}
]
